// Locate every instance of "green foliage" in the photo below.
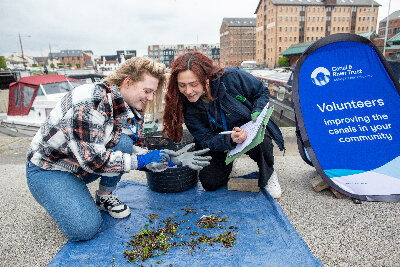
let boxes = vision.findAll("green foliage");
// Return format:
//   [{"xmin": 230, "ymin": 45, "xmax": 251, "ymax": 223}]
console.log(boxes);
[
  {"xmin": 57, "ymin": 63, "xmax": 64, "ymax": 68},
  {"xmin": 278, "ymin": 57, "xmax": 290, "ymax": 67},
  {"xmin": 0, "ymin": 56, "xmax": 6, "ymax": 69},
  {"xmin": 67, "ymin": 63, "xmax": 72, "ymax": 68},
  {"xmin": 31, "ymin": 63, "xmax": 38, "ymax": 67},
  {"xmin": 75, "ymin": 63, "xmax": 80, "ymax": 69},
  {"xmin": 50, "ymin": 63, "xmax": 55, "ymax": 68}
]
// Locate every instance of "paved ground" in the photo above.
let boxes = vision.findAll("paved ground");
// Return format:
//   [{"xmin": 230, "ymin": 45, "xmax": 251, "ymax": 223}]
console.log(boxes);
[{"xmin": 0, "ymin": 128, "xmax": 399, "ymax": 266}]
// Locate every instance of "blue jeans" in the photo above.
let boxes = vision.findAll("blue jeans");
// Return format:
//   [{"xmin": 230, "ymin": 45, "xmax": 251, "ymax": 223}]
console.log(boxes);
[{"xmin": 26, "ymin": 134, "xmax": 133, "ymax": 241}]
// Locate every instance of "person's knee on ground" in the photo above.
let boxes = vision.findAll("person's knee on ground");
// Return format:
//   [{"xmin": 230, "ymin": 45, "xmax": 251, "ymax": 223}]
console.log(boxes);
[
  {"xmin": 198, "ymin": 152, "xmax": 233, "ymax": 191},
  {"xmin": 61, "ymin": 212, "xmax": 103, "ymax": 241},
  {"xmin": 200, "ymin": 179, "xmax": 227, "ymax": 191}
]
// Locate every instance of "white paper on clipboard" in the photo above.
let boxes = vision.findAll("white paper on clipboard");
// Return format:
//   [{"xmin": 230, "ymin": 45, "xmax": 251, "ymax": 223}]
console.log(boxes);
[{"xmin": 228, "ymin": 103, "xmax": 270, "ymax": 157}]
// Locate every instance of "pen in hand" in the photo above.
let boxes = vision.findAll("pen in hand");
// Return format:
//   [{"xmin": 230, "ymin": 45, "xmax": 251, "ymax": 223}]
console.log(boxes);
[{"xmin": 218, "ymin": 130, "xmax": 237, "ymax": 135}]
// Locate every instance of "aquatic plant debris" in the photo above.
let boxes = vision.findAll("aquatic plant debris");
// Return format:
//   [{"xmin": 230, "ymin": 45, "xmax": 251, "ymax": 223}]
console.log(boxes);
[{"xmin": 123, "ymin": 207, "xmax": 238, "ymax": 263}]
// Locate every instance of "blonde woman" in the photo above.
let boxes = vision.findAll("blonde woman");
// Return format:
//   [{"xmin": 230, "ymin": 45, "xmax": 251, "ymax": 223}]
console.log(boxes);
[{"xmin": 26, "ymin": 57, "xmax": 210, "ymax": 241}]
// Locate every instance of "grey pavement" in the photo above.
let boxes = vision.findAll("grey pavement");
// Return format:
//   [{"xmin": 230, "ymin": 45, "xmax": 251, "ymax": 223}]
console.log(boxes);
[{"xmin": 0, "ymin": 127, "xmax": 399, "ymax": 266}]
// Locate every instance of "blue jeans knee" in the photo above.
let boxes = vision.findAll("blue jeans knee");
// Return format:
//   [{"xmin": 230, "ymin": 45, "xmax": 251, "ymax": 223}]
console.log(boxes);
[{"xmin": 26, "ymin": 162, "xmax": 103, "ymax": 241}]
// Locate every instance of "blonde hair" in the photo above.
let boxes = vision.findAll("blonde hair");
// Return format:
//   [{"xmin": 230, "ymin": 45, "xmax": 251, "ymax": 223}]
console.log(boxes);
[
  {"xmin": 105, "ymin": 57, "xmax": 166, "ymax": 90},
  {"xmin": 105, "ymin": 57, "xmax": 166, "ymax": 119}
]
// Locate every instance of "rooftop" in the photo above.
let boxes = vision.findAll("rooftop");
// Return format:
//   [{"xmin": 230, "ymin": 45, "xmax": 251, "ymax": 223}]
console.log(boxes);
[
  {"xmin": 1, "ymin": 129, "xmax": 399, "ymax": 266},
  {"xmin": 255, "ymin": 0, "xmax": 380, "ymax": 13},
  {"xmin": 222, "ymin": 17, "xmax": 256, "ymax": 27},
  {"xmin": 380, "ymin": 10, "xmax": 400, "ymax": 23},
  {"xmin": 388, "ymin": 32, "xmax": 400, "ymax": 44}
]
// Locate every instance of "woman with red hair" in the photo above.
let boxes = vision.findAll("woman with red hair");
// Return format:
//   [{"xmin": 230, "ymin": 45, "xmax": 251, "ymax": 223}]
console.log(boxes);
[{"xmin": 163, "ymin": 52, "xmax": 285, "ymax": 198}]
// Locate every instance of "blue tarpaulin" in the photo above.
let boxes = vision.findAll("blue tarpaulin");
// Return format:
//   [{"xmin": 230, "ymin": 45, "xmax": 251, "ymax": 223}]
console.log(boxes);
[{"xmin": 49, "ymin": 180, "xmax": 322, "ymax": 266}]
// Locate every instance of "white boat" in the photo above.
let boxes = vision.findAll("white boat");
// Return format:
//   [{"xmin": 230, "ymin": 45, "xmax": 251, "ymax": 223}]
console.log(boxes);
[{"xmin": 1, "ymin": 75, "xmax": 86, "ymax": 136}]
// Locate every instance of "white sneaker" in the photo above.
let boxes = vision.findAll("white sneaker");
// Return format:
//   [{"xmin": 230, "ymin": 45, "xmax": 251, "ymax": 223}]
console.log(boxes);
[
  {"xmin": 265, "ymin": 171, "xmax": 282, "ymax": 199},
  {"xmin": 95, "ymin": 191, "xmax": 131, "ymax": 219}
]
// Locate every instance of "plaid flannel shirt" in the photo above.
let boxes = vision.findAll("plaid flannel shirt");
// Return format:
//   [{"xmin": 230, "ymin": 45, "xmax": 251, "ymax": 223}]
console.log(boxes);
[{"xmin": 27, "ymin": 82, "xmax": 142, "ymax": 177}]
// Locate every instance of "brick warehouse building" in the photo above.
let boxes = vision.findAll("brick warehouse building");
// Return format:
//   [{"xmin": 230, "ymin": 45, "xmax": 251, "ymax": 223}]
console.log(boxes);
[
  {"xmin": 378, "ymin": 10, "xmax": 400, "ymax": 39},
  {"xmin": 220, "ymin": 18, "xmax": 256, "ymax": 67},
  {"xmin": 48, "ymin": 50, "xmax": 93, "ymax": 68},
  {"xmin": 255, "ymin": 0, "xmax": 380, "ymax": 68},
  {"xmin": 147, "ymin": 44, "xmax": 220, "ymax": 68}
]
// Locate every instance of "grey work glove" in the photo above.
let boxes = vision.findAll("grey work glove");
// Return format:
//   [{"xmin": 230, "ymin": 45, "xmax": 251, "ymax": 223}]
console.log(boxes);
[
  {"xmin": 164, "ymin": 143, "xmax": 212, "ymax": 171},
  {"xmin": 145, "ymin": 161, "xmax": 169, "ymax": 172}
]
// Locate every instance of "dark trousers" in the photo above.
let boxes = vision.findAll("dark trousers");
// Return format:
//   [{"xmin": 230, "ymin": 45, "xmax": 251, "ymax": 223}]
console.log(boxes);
[{"xmin": 199, "ymin": 132, "xmax": 274, "ymax": 191}]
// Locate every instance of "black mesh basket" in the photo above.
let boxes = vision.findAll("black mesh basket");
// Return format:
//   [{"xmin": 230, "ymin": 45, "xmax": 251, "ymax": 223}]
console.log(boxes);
[{"xmin": 143, "ymin": 130, "xmax": 198, "ymax": 193}]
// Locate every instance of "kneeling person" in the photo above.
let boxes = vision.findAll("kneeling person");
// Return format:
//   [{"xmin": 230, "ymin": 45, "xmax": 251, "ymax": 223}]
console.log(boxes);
[{"xmin": 26, "ymin": 58, "xmax": 210, "ymax": 241}]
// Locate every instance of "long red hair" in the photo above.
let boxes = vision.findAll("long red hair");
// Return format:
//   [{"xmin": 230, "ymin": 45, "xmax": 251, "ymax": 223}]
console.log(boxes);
[{"xmin": 163, "ymin": 52, "xmax": 223, "ymax": 142}]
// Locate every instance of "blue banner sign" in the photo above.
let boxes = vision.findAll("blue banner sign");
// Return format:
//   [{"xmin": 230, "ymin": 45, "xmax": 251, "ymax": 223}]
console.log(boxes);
[{"xmin": 294, "ymin": 34, "xmax": 400, "ymax": 200}]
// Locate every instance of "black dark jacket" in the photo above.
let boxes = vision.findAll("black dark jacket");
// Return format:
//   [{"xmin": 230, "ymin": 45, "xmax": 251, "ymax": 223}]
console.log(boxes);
[{"xmin": 183, "ymin": 67, "xmax": 285, "ymax": 152}]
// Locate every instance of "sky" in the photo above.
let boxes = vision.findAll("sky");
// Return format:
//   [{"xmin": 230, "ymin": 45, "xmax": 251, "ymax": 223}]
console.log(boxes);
[{"xmin": 0, "ymin": 0, "xmax": 399, "ymax": 58}]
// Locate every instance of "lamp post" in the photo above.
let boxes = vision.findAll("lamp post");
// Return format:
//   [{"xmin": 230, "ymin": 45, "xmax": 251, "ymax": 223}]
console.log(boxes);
[
  {"xmin": 383, "ymin": 0, "xmax": 392, "ymax": 57},
  {"xmin": 18, "ymin": 33, "xmax": 31, "ymax": 70},
  {"xmin": 368, "ymin": 0, "xmax": 374, "ymax": 33}
]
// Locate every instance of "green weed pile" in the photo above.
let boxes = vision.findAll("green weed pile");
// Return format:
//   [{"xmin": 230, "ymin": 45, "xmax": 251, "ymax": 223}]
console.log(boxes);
[{"xmin": 123, "ymin": 206, "xmax": 238, "ymax": 264}]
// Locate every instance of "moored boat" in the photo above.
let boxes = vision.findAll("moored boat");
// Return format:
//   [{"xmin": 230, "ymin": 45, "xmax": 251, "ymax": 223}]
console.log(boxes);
[{"xmin": 1, "ymin": 75, "xmax": 86, "ymax": 136}]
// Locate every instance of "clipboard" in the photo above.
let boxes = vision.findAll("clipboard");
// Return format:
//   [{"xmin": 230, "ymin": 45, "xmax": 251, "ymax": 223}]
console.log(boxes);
[{"xmin": 225, "ymin": 105, "xmax": 274, "ymax": 165}]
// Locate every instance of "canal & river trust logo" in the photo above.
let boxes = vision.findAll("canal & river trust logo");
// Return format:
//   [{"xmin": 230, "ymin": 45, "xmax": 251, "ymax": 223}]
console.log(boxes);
[{"xmin": 311, "ymin": 67, "xmax": 330, "ymax": 86}]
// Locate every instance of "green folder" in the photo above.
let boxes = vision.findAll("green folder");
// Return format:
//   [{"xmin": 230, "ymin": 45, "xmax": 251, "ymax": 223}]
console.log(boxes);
[{"xmin": 225, "ymin": 106, "xmax": 274, "ymax": 165}]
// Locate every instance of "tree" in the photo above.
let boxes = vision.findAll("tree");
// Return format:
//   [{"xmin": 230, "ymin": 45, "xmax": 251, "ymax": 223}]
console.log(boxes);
[
  {"xmin": 278, "ymin": 57, "xmax": 290, "ymax": 67},
  {"xmin": 75, "ymin": 63, "xmax": 80, "ymax": 69},
  {"xmin": 31, "ymin": 63, "xmax": 38, "ymax": 67},
  {"xmin": 50, "ymin": 63, "xmax": 55, "ymax": 69},
  {"xmin": 0, "ymin": 56, "xmax": 6, "ymax": 69},
  {"xmin": 67, "ymin": 63, "xmax": 72, "ymax": 68}
]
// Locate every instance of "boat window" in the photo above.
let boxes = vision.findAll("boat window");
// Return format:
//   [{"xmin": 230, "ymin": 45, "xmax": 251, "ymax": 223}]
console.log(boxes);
[
  {"xmin": 41, "ymin": 82, "xmax": 71, "ymax": 94},
  {"xmin": 37, "ymin": 86, "xmax": 45, "ymax": 96},
  {"xmin": 14, "ymin": 86, "xmax": 21, "ymax": 107},
  {"xmin": 22, "ymin": 86, "xmax": 35, "ymax": 107},
  {"xmin": 277, "ymin": 86, "xmax": 286, "ymax": 101},
  {"xmin": 69, "ymin": 81, "xmax": 86, "ymax": 88}
]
